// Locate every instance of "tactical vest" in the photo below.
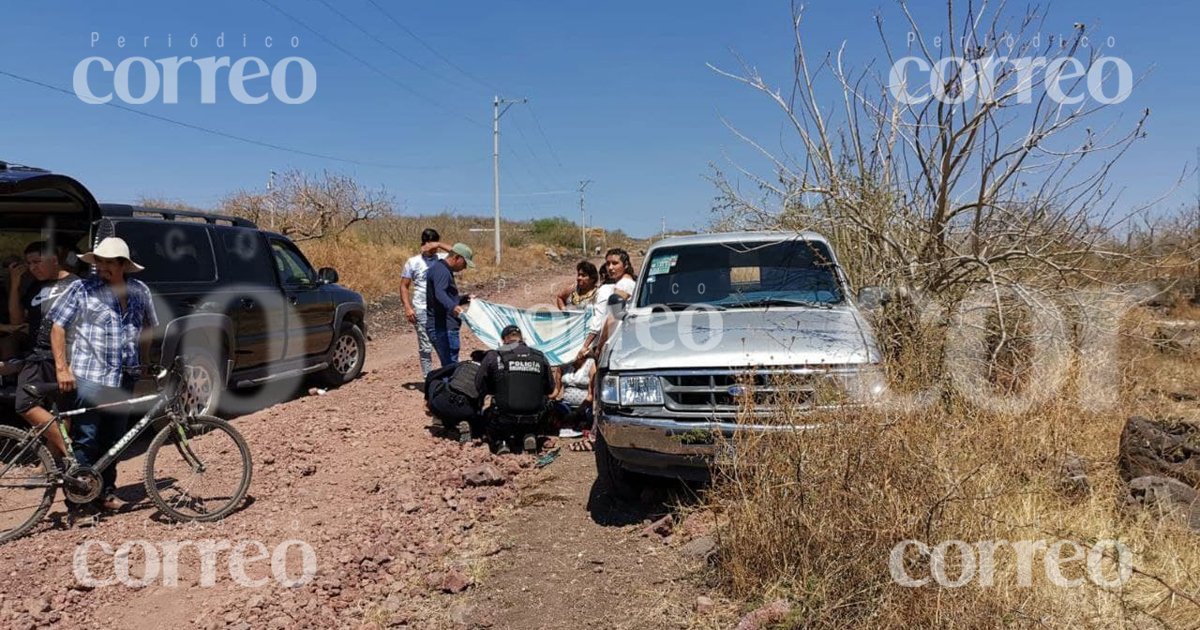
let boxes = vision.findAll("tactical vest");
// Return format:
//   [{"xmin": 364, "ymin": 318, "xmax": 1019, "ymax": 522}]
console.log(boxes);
[
  {"xmin": 494, "ymin": 347, "xmax": 546, "ymax": 416},
  {"xmin": 448, "ymin": 361, "xmax": 481, "ymax": 399}
]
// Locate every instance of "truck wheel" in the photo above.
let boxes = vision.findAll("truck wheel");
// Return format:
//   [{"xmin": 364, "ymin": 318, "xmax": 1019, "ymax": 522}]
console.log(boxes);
[
  {"xmin": 180, "ymin": 346, "xmax": 223, "ymax": 418},
  {"xmin": 321, "ymin": 323, "xmax": 366, "ymax": 386},
  {"xmin": 594, "ymin": 432, "xmax": 647, "ymax": 501}
]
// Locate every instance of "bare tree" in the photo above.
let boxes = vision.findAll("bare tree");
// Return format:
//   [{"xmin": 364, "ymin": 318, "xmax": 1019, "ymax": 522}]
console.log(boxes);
[
  {"xmin": 221, "ymin": 170, "xmax": 393, "ymax": 241},
  {"xmin": 709, "ymin": 0, "xmax": 1191, "ymax": 295}
]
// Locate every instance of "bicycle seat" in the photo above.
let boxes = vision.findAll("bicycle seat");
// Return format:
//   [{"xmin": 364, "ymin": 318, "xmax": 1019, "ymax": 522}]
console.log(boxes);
[{"xmin": 22, "ymin": 382, "xmax": 60, "ymax": 397}]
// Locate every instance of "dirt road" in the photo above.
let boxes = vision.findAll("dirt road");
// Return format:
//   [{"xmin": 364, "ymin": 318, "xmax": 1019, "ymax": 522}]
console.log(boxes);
[{"xmin": 0, "ymin": 269, "xmax": 715, "ymax": 630}]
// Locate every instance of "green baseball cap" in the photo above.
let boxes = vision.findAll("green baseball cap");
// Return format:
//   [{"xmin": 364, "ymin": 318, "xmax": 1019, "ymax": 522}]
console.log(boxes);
[{"xmin": 451, "ymin": 242, "xmax": 475, "ymax": 268}]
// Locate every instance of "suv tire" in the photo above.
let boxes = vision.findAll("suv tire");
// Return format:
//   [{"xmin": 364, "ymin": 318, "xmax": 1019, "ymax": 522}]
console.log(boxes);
[
  {"xmin": 321, "ymin": 322, "xmax": 365, "ymax": 386},
  {"xmin": 180, "ymin": 346, "xmax": 223, "ymax": 418},
  {"xmin": 594, "ymin": 431, "xmax": 648, "ymax": 501}
]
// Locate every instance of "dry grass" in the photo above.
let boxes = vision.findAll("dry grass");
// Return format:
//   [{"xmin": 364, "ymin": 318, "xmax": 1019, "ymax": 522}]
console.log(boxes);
[{"xmin": 704, "ymin": 306, "xmax": 1200, "ymax": 629}]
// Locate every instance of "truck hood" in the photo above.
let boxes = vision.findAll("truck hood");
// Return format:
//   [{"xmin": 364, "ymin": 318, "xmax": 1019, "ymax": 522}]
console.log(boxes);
[{"xmin": 606, "ymin": 306, "xmax": 881, "ymax": 371}]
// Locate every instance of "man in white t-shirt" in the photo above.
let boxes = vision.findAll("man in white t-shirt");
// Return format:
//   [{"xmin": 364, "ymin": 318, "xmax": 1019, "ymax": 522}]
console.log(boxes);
[{"xmin": 400, "ymin": 228, "xmax": 448, "ymax": 376}]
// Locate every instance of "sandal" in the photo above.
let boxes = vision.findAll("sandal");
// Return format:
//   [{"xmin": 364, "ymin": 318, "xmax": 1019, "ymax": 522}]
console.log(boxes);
[{"xmin": 568, "ymin": 437, "xmax": 595, "ymax": 452}]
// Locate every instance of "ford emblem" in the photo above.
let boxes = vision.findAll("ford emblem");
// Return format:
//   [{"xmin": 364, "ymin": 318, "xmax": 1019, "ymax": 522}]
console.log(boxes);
[{"xmin": 727, "ymin": 385, "xmax": 747, "ymax": 397}]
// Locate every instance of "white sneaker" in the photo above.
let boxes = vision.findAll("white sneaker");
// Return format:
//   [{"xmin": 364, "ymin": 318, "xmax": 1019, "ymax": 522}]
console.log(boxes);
[{"xmin": 558, "ymin": 428, "xmax": 584, "ymax": 439}]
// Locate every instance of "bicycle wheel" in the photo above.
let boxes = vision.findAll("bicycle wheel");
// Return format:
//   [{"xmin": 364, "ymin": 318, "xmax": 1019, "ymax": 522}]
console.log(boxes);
[
  {"xmin": 144, "ymin": 415, "xmax": 252, "ymax": 523},
  {"xmin": 0, "ymin": 425, "xmax": 57, "ymax": 544}
]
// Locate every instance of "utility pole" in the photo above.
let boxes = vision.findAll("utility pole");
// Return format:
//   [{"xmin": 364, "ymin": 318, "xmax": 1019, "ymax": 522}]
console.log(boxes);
[
  {"xmin": 493, "ymin": 95, "xmax": 527, "ymax": 265},
  {"xmin": 578, "ymin": 180, "xmax": 593, "ymax": 255},
  {"xmin": 661, "ymin": 217, "xmax": 666, "ymax": 240},
  {"xmin": 268, "ymin": 170, "xmax": 277, "ymax": 231}
]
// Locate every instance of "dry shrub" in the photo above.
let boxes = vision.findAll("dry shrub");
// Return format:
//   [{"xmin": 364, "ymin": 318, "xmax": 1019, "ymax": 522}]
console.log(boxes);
[{"xmin": 706, "ymin": 327, "xmax": 1200, "ymax": 628}]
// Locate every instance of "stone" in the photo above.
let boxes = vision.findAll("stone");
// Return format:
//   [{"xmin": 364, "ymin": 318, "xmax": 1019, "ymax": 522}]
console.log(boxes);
[
  {"xmin": 268, "ymin": 616, "xmax": 292, "ymax": 629},
  {"xmin": 1124, "ymin": 476, "xmax": 1200, "ymax": 531},
  {"xmin": 1119, "ymin": 417, "xmax": 1200, "ymax": 486},
  {"xmin": 1059, "ymin": 451, "xmax": 1090, "ymax": 496},
  {"xmin": 642, "ymin": 515, "xmax": 673, "ymax": 538},
  {"xmin": 695, "ymin": 595, "xmax": 715, "ymax": 615},
  {"xmin": 440, "ymin": 569, "xmax": 472, "ymax": 594},
  {"xmin": 680, "ymin": 535, "xmax": 718, "ymax": 562},
  {"xmin": 462, "ymin": 464, "xmax": 505, "ymax": 487},
  {"xmin": 25, "ymin": 598, "xmax": 50, "ymax": 614},
  {"xmin": 735, "ymin": 599, "xmax": 792, "ymax": 630}
]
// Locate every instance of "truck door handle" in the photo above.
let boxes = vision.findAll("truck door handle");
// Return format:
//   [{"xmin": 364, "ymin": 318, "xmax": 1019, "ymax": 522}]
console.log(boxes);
[
  {"xmin": 240, "ymin": 298, "xmax": 255, "ymax": 310},
  {"xmin": 180, "ymin": 298, "xmax": 199, "ymax": 310},
  {"xmin": 288, "ymin": 296, "xmax": 298, "ymax": 305}
]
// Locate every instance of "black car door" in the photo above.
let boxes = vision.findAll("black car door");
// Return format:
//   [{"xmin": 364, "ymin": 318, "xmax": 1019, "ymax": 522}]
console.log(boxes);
[
  {"xmin": 215, "ymin": 227, "xmax": 287, "ymax": 370},
  {"xmin": 268, "ymin": 238, "xmax": 334, "ymax": 360}
]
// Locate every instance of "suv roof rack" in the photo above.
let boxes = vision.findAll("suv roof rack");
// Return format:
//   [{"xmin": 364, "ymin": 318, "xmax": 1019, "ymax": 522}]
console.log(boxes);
[{"xmin": 99, "ymin": 203, "xmax": 258, "ymax": 228}]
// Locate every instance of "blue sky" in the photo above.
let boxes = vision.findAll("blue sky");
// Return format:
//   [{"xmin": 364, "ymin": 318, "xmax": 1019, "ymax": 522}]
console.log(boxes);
[{"xmin": 0, "ymin": 0, "xmax": 1195, "ymax": 238}]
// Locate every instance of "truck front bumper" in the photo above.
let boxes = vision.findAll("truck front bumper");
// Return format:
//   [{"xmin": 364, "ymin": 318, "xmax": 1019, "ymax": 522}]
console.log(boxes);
[{"xmin": 597, "ymin": 410, "xmax": 818, "ymax": 481}]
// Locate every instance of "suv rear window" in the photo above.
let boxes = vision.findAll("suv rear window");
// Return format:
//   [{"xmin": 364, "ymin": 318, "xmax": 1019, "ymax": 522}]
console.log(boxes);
[{"xmin": 116, "ymin": 221, "xmax": 217, "ymax": 283}]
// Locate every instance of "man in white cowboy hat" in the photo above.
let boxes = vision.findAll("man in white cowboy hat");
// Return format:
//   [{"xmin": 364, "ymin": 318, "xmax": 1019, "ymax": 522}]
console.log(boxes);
[{"xmin": 46, "ymin": 236, "xmax": 158, "ymax": 524}]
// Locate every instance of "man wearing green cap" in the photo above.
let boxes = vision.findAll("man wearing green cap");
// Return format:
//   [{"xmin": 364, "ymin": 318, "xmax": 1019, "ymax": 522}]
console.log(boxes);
[{"xmin": 425, "ymin": 242, "xmax": 475, "ymax": 367}]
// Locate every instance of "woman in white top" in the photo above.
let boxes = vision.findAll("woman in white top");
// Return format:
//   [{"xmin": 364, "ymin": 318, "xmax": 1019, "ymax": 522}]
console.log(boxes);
[{"xmin": 579, "ymin": 248, "xmax": 636, "ymax": 360}]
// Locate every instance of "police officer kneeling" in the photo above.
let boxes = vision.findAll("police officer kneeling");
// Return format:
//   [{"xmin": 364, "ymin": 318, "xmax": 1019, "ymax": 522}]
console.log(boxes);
[{"xmin": 475, "ymin": 325, "xmax": 553, "ymax": 454}]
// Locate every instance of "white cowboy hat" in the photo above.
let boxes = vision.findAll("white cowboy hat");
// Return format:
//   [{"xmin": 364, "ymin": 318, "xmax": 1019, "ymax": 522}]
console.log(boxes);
[{"xmin": 80, "ymin": 237, "xmax": 145, "ymax": 272}]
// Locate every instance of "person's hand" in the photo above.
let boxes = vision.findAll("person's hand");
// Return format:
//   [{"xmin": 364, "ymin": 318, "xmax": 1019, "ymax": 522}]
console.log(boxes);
[
  {"xmin": 56, "ymin": 365, "xmax": 76, "ymax": 393},
  {"xmin": 574, "ymin": 346, "xmax": 590, "ymax": 363},
  {"xmin": 8, "ymin": 262, "xmax": 27, "ymax": 284},
  {"xmin": 404, "ymin": 308, "xmax": 416, "ymax": 324},
  {"xmin": 421, "ymin": 241, "xmax": 441, "ymax": 256},
  {"xmin": 453, "ymin": 305, "xmax": 466, "ymax": 317}
]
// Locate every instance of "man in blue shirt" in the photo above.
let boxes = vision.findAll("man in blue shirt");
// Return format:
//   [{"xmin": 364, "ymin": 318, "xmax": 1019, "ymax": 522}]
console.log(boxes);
[
  {"xmin": 48, "ymin": 237, "xmax": 158, "ymax": 522},
  {"xmin": 425, "ymin": 242, "xmax": 474, "ymax": 367}
]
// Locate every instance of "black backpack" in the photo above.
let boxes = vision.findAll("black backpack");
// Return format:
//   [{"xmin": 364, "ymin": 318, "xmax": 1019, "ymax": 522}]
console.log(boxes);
[{"xmin": 427, "ymin": 361, "xmax": 482, "ymax": 422}]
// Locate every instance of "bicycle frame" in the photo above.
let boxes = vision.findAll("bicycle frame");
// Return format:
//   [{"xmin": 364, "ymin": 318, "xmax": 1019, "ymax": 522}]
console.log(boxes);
[{"xmin": 0, "ymin": 390, "xmax": 172, "ymax": 483}]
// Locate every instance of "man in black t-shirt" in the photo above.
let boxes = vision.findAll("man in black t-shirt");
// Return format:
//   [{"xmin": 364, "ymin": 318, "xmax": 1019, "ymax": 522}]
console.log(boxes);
[{"xmin": 13, "ymin": 242, "xmax": 80, "ymax": 457}]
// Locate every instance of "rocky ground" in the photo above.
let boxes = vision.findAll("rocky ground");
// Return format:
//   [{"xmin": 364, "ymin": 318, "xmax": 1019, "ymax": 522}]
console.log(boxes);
[{"xmin": 0, "ymin": 269, "xmax": 729, "ymax": 630}]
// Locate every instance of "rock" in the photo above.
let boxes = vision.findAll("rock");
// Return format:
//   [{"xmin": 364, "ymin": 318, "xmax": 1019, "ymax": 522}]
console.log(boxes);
[
  {"xmin": 735, "ymin": 599, "xmax": 792, "ymax": 630},
  {"xmin": 1059, "ymin": 451, "xmax": 1090, "ymax": 496},
  {"xmin": 300, "ymin": 463, "xmax": 318, "ymax": 476},
  {"xmin": 436, "ymin": 569, "xmax": 473, "ymax": 594},
  {"xmin": 642, "ymin": 515, "xmax": 673, "ymax": 538},
  {"xmin": 267, "ymin": 616, "xmax": 292, "ymax": 629},
  {"xmin": 25, "ymin": 598, "xmax": 50, "ymax": 614},
  {"xmin": 680, "ymin": 511, "xmax": 715, "ymax": 540},
  {"xmin": 247, "ymin": 595, "xmax": 265, "ymax": 609},
  {"xmin": 680, "ymin": 535, "xmax": 718, "ymax": 562},
  {"xmin": 450, "ymin": 601, "xmax": 494, "ymax": 628},
  {"xmin": 1118, "ymin": 417, "xmax": 1200, "ymax": 486},
  {"xmin": 695, "ymin": 595, "xmax": 715, "ymax": 615},
  {"xmin": 1123, "ymin": 476, "xmax": 1200, "ymax": 531},
  {"xmin": 462, "ymin": 464, "xmax": 505, "ymax": 487}
]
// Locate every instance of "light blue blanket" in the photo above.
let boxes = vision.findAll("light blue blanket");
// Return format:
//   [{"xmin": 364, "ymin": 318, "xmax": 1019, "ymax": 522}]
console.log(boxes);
[{"xmin": 462, "ymin": 299, "xmax": 591, "ymax": 366}]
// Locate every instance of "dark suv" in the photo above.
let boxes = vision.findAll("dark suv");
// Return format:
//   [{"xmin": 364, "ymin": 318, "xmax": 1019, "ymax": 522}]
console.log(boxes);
[{"xmin": 0, "ymin": 164, "xmax": 367, "ymax": 417}]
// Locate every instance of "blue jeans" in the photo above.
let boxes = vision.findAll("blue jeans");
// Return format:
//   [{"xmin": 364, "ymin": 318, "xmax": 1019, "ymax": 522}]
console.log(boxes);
[
  {"xmin": 426, "ymin": 322, "xmax": 460, "ymax": 367},
  {"xmin": 71, "ymin": 376, "xmax": 135, "ymax": 501}
]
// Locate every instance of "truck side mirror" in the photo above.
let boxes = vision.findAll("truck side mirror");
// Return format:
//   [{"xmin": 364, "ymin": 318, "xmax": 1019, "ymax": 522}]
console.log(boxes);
[
  {"xmin": 857, "ymin": 286, "xmax": 890, "ymax": 310},
  {"xmin": 608, "ymin": 293, "xmax": 629, "ymax": 320},
  {"xmin": 317, "ymin": 267, "xmax": 339, "ymax": 284}
]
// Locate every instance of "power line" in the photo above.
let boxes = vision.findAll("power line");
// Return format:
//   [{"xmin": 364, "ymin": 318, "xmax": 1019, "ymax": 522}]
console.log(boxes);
[
  {"xmin": 365, "ymin": 0, "xmax": 502, "ymax": 94},
  {"xmin": 311, "ymin": 0, "xmax": 474, "ymax": 94},
  {"xmin": 258, "ymin": 0, "xmax": 485, "ymax": 128},
  {"xmin": 0, "ymin": 68, "xmax": 482, "ymax": 171},
  {"xmin": 527, "ymin": 103, "xmax": 566, "ymax": 170}
]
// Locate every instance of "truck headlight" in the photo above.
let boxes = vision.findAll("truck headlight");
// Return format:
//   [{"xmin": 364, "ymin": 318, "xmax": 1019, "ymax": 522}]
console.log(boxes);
[
  {"xmin": 620, "ymin": 375, "xmax": 663, "ymax": 406},
  {"xmin": 601, "ymin": 374, "xmax": 620, "ymax": 404},
  {"xmin": 836, "ymin": 366, "xmax": 887, "ymax": 403}
]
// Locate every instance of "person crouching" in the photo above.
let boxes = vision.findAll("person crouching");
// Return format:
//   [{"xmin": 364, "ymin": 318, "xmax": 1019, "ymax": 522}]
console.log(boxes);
[{"xmin": 474, "ymin": 325, "xmax": 552, "ymax": 454}]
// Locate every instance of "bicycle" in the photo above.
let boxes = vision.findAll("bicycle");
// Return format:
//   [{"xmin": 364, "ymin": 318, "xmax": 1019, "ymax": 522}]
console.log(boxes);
[{"xmin": 0, "ymin": 357, "xmax": 253, "ymax": 543}]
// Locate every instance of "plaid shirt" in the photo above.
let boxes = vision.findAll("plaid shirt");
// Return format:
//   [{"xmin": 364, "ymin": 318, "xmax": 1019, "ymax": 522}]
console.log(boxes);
[{"xmin": 47, "ymin": 275, "xmax": 159, "ymax": 387}]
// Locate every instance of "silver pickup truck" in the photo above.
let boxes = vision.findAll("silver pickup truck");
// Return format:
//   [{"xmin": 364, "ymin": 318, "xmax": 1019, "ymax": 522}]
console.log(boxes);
[{"xmin": 594, "ymin": 231, "xmax": 886, "ymax": 496}]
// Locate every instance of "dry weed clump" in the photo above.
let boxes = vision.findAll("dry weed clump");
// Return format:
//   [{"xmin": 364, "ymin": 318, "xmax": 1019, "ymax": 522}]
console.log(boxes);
[{"xmin": 706, "ymin": 328, "xmax": 1200, "ymax": 628}]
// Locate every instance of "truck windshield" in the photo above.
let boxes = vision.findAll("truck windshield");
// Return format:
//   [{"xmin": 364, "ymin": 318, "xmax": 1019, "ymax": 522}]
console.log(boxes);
[{"xmin": 636, "ymin": 239, "xmax": 844, "ymax": 309}]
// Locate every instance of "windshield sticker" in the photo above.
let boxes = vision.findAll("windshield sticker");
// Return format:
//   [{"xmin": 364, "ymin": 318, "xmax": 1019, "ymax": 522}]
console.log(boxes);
[{"xmin": 648, "ymin": 254, "xmax": 678, "ymax": 275}]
